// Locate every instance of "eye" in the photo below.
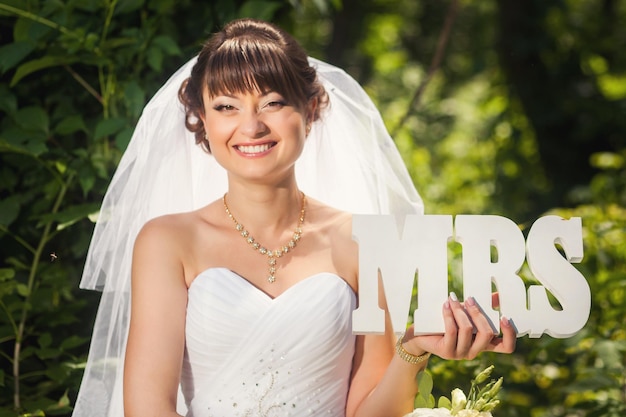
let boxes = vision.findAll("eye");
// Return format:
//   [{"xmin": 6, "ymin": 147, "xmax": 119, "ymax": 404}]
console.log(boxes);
[
  {"xmin": 213, "ymin": 104, "xmax": 236, "ymax": 112},
  {"xmin": 267, "ymin": 100, "xmax": 287, "ymax": 108}
]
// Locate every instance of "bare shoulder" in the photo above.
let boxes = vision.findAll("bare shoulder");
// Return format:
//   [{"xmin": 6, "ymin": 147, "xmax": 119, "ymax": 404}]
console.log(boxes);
[
  {"xmin": 307, "ymin": 198, "xmax": 354, "ymax": 242},
  {"xmin": 135, "ymin": 212, "xmax": 196, "ymax": 254},
  {"xmin": 306, "ymin": 198, "xmax": 358, "ymax": 285},
  {"xmin": 132, "ymin": 203, "xmax": 222, "ymax": 285}
]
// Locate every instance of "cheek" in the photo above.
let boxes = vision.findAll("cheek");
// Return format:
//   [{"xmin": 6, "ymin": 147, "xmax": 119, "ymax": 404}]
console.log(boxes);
[
  {"xmin": 204, "ymin": 116, "xmax": 236, "ymax": 143},
  {"xmin": 282, "ymin": 113, "xmax": 307, "ymax": 138}
]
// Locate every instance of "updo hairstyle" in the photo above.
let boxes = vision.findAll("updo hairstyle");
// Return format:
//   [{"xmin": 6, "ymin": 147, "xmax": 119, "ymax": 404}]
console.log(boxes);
[{"xmin": 178, "ymin": 18, "xmax": 329, "ymax": 153}]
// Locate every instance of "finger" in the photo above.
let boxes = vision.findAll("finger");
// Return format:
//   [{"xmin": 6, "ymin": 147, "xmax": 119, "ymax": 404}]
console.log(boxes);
[
  {"xmin": 464, "ymin": 296, "xmax": 497, "ymax": 358},
  {"xmin": 464, "ymin": 296, "xmax": 497, "ymax": 335},
  {"xmin": 448, "ymin": 292, "xmax": 475, "ymax": 357},
  {"xmin": 485, "ymin": 316, "xmax": 517, "ymax": 354},
  {"xmin": 495, "ymin": 315, "xmax": 517, "ymax": 353},
  {"xmin": 440, "ymin": 296, "xmax": 459, "ymax": 357}
]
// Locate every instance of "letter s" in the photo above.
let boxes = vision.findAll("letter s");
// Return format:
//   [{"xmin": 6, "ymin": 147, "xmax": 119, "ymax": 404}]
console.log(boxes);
[{"xmin": 525, "ymin": 216, "xmax": 590, "ymax": 338}]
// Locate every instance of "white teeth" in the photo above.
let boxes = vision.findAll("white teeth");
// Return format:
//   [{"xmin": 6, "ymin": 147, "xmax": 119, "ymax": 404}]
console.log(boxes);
[{"xmin": 237, "ymin": 143, "xmax": 272, "ymax": 154}]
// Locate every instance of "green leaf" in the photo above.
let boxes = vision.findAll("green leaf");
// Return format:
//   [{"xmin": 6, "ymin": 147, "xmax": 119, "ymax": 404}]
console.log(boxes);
[
  {"xmin": 37, "ymin": 347, "xmax": 62, "ymax": 359},
  {"xmin": 413, "ymin": 394, "xmax": 430, "ymax": 408},
  {"xmin": 36, "ymin": 203, "xmax": 102, "ymax": 229},
  {"xmin": 414, "ymin": 371, "xmax": 436, "ymax": 408},
  {"xmin": 94, "ymin": 117, "xmax": 127, "ymax": 140},
  {"xmin": 0, "ymin": 196, "xmax": 20, "ymax": 227},
  {"xmin": 123, "ymin": 81, "xmax": 146, "ymax": 118},
  {"xmin": 0, "ymin": 126, "xmax": 48, "ymax": 156},
  {"xmin": 55, "ymin": 115, "xmax": 88, "ymax": 135},
  {"xmin": 0, "ymin": 280, "xmax": 17, "ymax": 297},
  {"xmin": 115, "ymin": 126, "xmax": 134, "ymax": 151},
  {"xmin": 14, "ymin": 16, "xmax": 53, "ymax": 43},
  {"xmin": 146, "ymin": 45, "xmax": 164, "ymax": 71},
  {"xmin": 38, "ymin": 332, "xmax": 52, "ymax": 348},
  {"xmin": 14, "ymin": 106, "xmax": 49, "ymax": 134},
  {"xmin": 417, "ymin": 370, "xmax": 434, "ymax": 399},
  {"xmin": 16, "ymin": 283, "xmax": 29, "ymax": 297},
  {"xmin": 0, "ymin": 268, "xmax": 16, "ymax": 281},
  {"xmin": 11, "ymin": 55, "xmax": 79, "ymax": 86},
  {"xmin": 60, "ymin": 335, "xmax": 87, "ymax": 350},
  {"xmin": 152, "ymin": 35, "xmax": 182, "ymax": 56},
  {"xmin": 55, "ymin": 160, "xmax": 67, "ymax": 174},
  {"xmin": 76, "ymin": 163, "xmax": 96, "ymax": 196},
  {"xmin": 0, "ymin": 85, "xmax": 18, "ymax": 115},
  {"xmin": 6, "ymin": 256, "xmax": 29, "ymax": 270},
  {"xmin": 0, "ymin": 41, "xmax": 36, "ymax": 73},
  {"xmin": 413, "ymin": 393, "xmax": 436, "ymax": 408},
  {"xmin": 438, "ymin": 395, "xmax": 452, "ymax": 409},
  {"xmin": 115, "ymin": 0, "xmax": 145, "ymax": 14}
]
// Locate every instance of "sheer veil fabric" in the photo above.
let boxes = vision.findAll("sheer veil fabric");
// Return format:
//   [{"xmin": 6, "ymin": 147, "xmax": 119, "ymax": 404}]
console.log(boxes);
[{"xmin": 72, "ymin": 57, "xmax": 423, "ymax": 416}]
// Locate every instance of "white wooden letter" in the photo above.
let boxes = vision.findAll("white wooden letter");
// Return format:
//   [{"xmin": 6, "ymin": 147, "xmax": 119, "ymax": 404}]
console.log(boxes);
[
  {"xmin": 352, "ymin": 214, "xmax": 452, "ymax": 335},
  {"xmin": 524, "ymin": 216, "xmax": 588, "ymax": 338},
  {"xmin": 455, "ymin": 215, "xmax": 527, "ymax": 334}
]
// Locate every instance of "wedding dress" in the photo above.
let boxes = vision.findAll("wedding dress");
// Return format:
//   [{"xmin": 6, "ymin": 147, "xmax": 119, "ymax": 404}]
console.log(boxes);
[
  {"xmin": 72, "ymin": 56, "xmax": 423, "ymax": 416},
  {"xmin": 181, "ymin": 269, "xmax": 356, "ymax": 416}
]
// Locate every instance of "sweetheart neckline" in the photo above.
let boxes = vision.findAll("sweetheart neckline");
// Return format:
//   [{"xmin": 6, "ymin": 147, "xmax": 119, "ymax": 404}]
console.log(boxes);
[{"xmin": 189, "ymin": 267, "xmax": 355, "ymax": 301}]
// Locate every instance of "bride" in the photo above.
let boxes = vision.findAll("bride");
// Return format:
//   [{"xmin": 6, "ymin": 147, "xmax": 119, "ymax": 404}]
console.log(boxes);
[{"xmin": 72, "ymin": 18, "xmax": 515, "ymax": 417}]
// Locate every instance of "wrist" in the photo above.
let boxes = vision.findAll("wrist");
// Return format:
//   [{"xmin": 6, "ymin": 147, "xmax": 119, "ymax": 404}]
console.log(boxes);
[{"xmin": 395, "ymin": 333, "xmax": 431, "ymax": 365}]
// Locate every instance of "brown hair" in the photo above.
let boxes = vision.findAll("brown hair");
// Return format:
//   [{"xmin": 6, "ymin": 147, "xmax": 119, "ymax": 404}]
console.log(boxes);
[{"xmin": 178, "ymin": 18, "xmax": 329, "ymax": 153}]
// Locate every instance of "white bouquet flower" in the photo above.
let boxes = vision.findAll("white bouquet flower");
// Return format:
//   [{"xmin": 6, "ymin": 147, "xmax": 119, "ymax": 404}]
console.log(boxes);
[{"xmin": 404, "ymin": 366, "xmax": 502, "ymax": 417}]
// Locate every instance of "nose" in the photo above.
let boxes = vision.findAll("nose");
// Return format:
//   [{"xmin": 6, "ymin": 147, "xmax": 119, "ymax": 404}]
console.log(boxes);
[{"xmin": 240, "ymin": 110, "xmax": 269, "ymax": 139}]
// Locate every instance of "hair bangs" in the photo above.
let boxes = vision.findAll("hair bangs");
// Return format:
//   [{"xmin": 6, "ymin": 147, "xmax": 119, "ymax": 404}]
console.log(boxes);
[{"xmin": 205, "ymin": 38, "xmax": 308, "ymax": 108}]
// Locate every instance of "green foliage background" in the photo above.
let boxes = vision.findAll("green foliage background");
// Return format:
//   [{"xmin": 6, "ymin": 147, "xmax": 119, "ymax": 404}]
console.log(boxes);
[{"xmin": 0, "ymin": 0, "xmax": 624, "ymax": 416}]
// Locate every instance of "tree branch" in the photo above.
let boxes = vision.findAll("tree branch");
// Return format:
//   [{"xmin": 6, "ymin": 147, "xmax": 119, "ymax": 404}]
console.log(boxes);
[
  {"xmin": 64, "ymin": 65, "xmax": 103, "ymax": 104},
  {"xmin": 391, "ymin": 0, "xmax": 459, "ymax": 137}
]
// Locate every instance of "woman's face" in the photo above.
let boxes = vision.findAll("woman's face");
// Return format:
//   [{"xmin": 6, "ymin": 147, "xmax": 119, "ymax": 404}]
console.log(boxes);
[{"xmin": 202, "ymin": 87, "xmax": 310, "ymax": 185}]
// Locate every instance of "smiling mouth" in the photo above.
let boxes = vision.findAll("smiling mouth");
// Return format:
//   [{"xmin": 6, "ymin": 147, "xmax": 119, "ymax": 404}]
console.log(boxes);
[{"xmin": 236, "ymin": 143, "xmax": 276, "ymax": 154}]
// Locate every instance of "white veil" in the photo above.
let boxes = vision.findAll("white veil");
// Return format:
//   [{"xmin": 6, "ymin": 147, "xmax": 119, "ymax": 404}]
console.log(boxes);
[{"xmin": 72, "ymin": 56, "xmax": 423, "ymax": 416}]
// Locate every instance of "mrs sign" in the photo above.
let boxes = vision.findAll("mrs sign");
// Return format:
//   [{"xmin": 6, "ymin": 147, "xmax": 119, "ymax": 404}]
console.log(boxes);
[{"xmin": 352, "ymin": 215, "xmax": 591, "ymax": 339}]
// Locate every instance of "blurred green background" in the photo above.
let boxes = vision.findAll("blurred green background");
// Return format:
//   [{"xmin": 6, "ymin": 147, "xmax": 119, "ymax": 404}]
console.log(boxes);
[{"xmin": 0, "ymin": 0, "xmax": 624, "ymax": 416}]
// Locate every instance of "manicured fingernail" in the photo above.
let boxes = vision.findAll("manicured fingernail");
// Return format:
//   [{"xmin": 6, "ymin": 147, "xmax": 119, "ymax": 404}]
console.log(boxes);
[
  {"xmin": 444, "ymin": 299, "xmax": 451, "ymax": 309},
  {"xmin": 501, "ymin": 315, "xmax": 510, "ymax": 326},
  {"xmin": 449, "ymin": 291, "xmax": 458, "ymax": 302},
  {"xmin": 466, "ymin": 296, "xmax": 476, "ymax": 307}
]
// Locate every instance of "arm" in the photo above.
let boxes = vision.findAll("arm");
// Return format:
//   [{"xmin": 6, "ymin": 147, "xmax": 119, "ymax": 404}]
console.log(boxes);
[
  {"xmin": 123, "ymin": 218, "xmax": 188, "ymax": 417},
  {"xmin": 347, "ymin": 293, "xmax": 517, "ymax": 417},
  {"xmin": 345, "ymin": 276, "xmax": 423, "ymax": 417}
]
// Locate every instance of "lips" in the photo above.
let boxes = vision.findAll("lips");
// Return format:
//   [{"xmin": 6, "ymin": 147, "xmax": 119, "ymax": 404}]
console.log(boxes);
[{"xmin": 235, "ymin": 142, "xmax": 276, "ymax": 154}]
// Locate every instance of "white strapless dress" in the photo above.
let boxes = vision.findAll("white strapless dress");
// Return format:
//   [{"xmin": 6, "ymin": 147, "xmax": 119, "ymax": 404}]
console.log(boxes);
[{"xmin": 179, "ymin": 268, "xmax": 357, "ymax": 417}]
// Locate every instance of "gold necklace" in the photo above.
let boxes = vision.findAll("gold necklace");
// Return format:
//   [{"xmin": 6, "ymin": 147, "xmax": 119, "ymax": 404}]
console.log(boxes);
[{"xmin": 222, "ymin": 192, "xmax": 306, "ymax": 283}]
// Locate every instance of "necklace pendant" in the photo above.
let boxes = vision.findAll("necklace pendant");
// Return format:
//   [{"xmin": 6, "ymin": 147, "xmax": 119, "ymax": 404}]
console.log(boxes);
[{"xmin": 223, "ymin": 192, "xmax": 306, "ymax": 286}]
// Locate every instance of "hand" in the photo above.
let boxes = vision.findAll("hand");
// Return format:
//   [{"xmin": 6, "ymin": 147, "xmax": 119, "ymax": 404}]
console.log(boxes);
[{"xmin": 402, "ymin": 292, "xmax": 516, "ymax": 360}]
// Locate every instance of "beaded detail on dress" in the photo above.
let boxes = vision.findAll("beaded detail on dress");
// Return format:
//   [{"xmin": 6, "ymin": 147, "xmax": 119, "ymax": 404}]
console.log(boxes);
[{"xmin": 180, "ymin": 268, "xmax": 356, "ymax": 417}]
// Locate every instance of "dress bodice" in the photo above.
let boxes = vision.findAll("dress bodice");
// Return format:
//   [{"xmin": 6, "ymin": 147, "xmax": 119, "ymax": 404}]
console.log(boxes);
[{"xmin": 180, "ymin": 268, "xmax": 357, "ymax": 417}]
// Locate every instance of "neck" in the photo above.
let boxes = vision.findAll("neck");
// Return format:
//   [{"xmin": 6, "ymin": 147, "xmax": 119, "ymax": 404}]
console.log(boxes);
[{"xmin": 223, "ymin": 181, "xmax": 304, "ymax": 237}]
